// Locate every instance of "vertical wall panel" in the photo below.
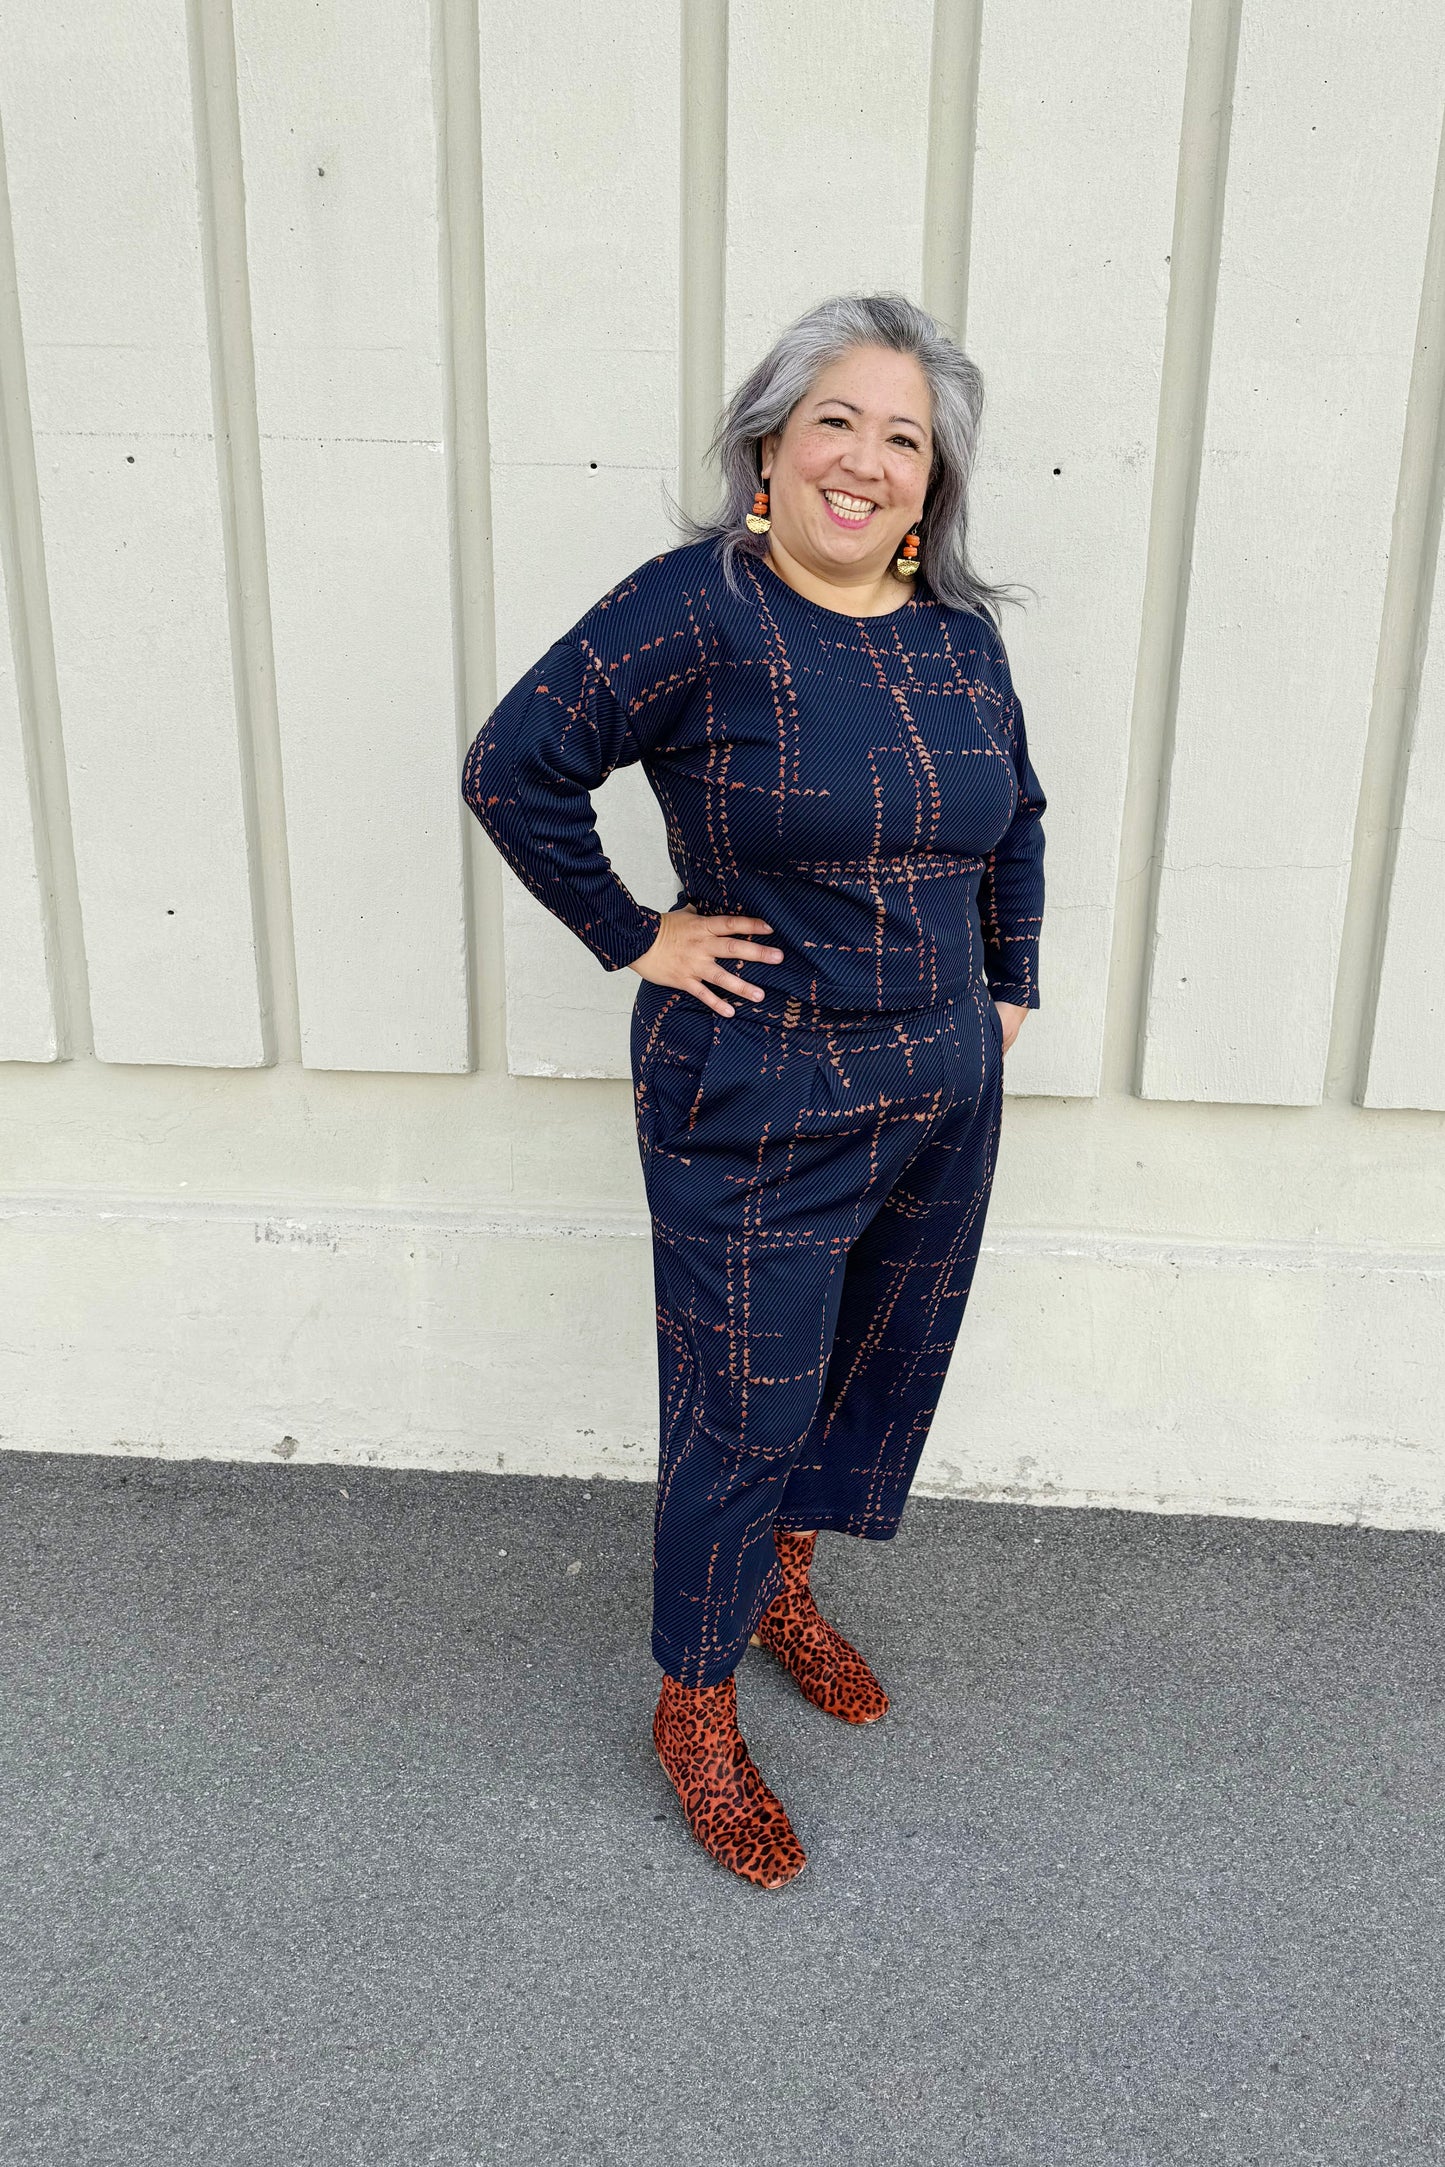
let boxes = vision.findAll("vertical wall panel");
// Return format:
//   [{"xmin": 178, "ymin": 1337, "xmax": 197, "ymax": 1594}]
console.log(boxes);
[
  {"xmin": 0, "ymin": 1, "xmax": 266, "ymax": 1066},
  {"xmin": 234, "ymin": 0, "xmax": 468, "ymax": 1074},
  {"xmin": 1364, "ymin": 524, "xmax": 1445, "ymax": 1110},
  {"xmin": 968, "ymin": 0, "xmax": 1190, "ymax": 1098},
  {"xmin": 1141, "ymin": 1, "xmax": 1445, "ymax": 1105},
  {"xmin": 724, "ymin": 0, "xmax": 935, "ymax": 389},
  {"xmin": 480, "ymin": 0, "xmax": 682, "ymax": 1078},
  {"xmin": 0, "ymin": 531, "xmax": 57, "ymax": 1059}
]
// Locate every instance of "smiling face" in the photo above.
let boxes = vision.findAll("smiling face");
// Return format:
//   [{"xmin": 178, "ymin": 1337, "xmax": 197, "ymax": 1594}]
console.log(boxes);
[{"xmin": 758, "ymin": 344, "xmax": 933, "ymax": 589}]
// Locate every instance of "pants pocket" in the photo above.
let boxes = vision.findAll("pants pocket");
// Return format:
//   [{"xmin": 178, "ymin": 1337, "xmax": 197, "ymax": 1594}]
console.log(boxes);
[{"xmin": 636, "ymin": 993, "xmax": 722, "ymax": 1153}]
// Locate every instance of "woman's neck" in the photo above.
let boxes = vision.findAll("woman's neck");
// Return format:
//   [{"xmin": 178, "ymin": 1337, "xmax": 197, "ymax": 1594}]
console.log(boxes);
[{"xmin": 762, "ymin": 536, "xmax": 915, "ymax": 617}]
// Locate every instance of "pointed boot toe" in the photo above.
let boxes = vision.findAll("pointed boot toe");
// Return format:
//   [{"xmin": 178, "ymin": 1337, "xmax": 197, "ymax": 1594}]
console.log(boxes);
[{"xmin": 653, "ymin": 1673, "xmax": 808, "ymax": 1889}]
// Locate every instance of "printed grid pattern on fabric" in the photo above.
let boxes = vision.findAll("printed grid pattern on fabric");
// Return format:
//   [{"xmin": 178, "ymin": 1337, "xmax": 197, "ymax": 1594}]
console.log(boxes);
[
  {"xmin": 461, "ymin": 534, "xmax": 1046, "ymax": 1686},
  {"xmin": 461, "ymin": 537, "xmax": 1045, "ymax": 1022},
  {"xmin": 634, "ymin": 980, "xmax": 1004, "ymax": 1684}
]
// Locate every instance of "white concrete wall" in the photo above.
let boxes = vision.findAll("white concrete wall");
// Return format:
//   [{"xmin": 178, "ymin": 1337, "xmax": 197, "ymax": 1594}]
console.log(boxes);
[{"xmin": 1, "ymin": 0, "xmax": 1443, "ymax": 1529}]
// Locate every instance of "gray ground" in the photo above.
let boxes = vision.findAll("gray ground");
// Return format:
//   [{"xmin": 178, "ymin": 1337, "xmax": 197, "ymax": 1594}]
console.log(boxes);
[{"xmin": 2, "ymin": 1451, "xmax": 1442, "ymax": 2166}]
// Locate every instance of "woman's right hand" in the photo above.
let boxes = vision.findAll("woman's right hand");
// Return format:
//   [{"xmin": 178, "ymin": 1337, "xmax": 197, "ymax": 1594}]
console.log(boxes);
[{"xmin": 629, "ymin": 905, "xmax": 784, "ymax": 1017}]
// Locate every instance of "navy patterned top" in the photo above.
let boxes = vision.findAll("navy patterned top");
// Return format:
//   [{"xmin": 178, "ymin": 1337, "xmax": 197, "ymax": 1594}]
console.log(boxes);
[{"xmin": 461, "ymin": 536, "xmax": 1046, "ymax": 1024}]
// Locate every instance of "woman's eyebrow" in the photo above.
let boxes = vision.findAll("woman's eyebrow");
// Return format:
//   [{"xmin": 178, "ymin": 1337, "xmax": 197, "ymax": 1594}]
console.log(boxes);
[{"xmin": 814, "ymin": 397, "xmax": 927, "ymax": 432}]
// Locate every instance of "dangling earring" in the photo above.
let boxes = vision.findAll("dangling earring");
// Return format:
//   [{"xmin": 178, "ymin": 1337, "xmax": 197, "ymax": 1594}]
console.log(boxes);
[
  {"xmin": 895, "ymin": 528, "xmax": 921, "ymax": 578},
  {"xmin": 746, "ymin": 482, "xmax": 771, "ymax": 534}
]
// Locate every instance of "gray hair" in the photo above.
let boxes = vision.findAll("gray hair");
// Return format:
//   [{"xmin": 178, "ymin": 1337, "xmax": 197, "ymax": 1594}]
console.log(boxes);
[{"xmin": 669, "ymin": 291, "xmax": 1034, "ymax": 629}]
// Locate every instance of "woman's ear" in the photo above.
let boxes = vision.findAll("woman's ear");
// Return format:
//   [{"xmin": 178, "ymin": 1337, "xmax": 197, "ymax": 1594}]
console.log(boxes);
[{"xmin": 758, "ymin": 431, "xmax": 777, "ymax": 481}]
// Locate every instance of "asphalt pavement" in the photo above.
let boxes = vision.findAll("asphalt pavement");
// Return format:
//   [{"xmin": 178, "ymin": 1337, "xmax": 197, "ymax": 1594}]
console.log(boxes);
[{"xmin": 3, "ymin": 1450, "xmax": 1442, "ymax": 2165}]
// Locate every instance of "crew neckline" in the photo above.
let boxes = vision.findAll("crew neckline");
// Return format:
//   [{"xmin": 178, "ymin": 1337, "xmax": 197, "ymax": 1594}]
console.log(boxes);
[{"xmin": 756, "ymin": 551, "xmax": 927, "ymax": 623}]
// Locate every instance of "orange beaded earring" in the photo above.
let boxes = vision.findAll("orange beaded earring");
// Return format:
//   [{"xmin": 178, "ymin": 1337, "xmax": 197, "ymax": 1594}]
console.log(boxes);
[
  {"xmin": 745, "ymin": 482, "xmax": 771, "ymax": 533},
  {"xmin": 895, "ymin": 527, "xmax": 921, "ymax": 578}
]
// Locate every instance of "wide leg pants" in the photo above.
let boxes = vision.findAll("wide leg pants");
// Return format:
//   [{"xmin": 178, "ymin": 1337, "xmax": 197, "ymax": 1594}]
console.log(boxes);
[{"xmin": 630, "ymin": 978, "xmax": 1006, "ymax": 1688}]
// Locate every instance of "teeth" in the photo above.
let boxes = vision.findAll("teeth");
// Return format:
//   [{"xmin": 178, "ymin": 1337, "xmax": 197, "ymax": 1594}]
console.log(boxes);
[{"xmin": 823, "ymin": 489, "xmax": 876, "ymax": 517}]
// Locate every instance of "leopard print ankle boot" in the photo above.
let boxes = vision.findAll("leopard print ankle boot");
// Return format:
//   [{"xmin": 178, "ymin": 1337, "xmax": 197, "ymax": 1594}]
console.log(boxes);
[
  {"xmin": 653, "ymin": 1670, "xmax": 807, "ymax": 1889},
  {"xmin": 750, "ymin": 1525, "xmax": 889, "ymax": 1723}
]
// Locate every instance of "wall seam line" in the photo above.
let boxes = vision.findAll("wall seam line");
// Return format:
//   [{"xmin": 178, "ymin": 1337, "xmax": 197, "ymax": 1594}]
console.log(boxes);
[
  {"xmin": 678, "ymin": 0, "xmax": 728, "ymax": 523},
  {"xmin": 187, "ymin": 0, "xmax": 300, "ymax": 1066},
  {"xmin": 0, "ymin": 96, "xmax": 89, "ymax": 1059},
  {"xmin": 2, "ymin": 1185, "xmax": 1442, "ymax": 1278},
  {"xmin": 1108, "ymin": 0, "xmax": 1243, "ymax": 1102},
  {"xmin": 446, "ymin": 0, "xmax": 501, "ymax": 1074},
  {"xmin": 920, "ymin": 0, "xmax": 980, "ymax": 343},
  {"xmin": 1327, "ymin": 92, "xmax": 1445, "ymax": 1107}
]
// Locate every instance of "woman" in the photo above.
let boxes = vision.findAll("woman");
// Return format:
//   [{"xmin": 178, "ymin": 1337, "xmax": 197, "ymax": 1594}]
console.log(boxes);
[{"xmin": 462, "ymin": 292, "xmax": 1046, "ymax": 1891}]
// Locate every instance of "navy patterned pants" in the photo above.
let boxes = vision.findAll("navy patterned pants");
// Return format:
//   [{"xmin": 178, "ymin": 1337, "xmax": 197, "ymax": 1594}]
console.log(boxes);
[{"xmin": 630, "ymin": 978, "xmax": 1006, "ymax": 1687}]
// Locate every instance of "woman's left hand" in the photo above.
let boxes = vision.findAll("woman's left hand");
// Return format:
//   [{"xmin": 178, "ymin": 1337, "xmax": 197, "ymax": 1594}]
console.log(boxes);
[{"xmin": 994, "ymin": 1001, "xmax": 1029, "ymax": 1054}]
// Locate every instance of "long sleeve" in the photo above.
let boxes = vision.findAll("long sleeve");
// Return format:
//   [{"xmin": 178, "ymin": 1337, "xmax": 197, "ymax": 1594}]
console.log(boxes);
[
  {"xmin": 462, "ymin": 577, "xmax": 704, "ymax": 972},
  {"xmin": 977, "ymin": 669, "xmax": 1047, "ymax": 1009}
]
